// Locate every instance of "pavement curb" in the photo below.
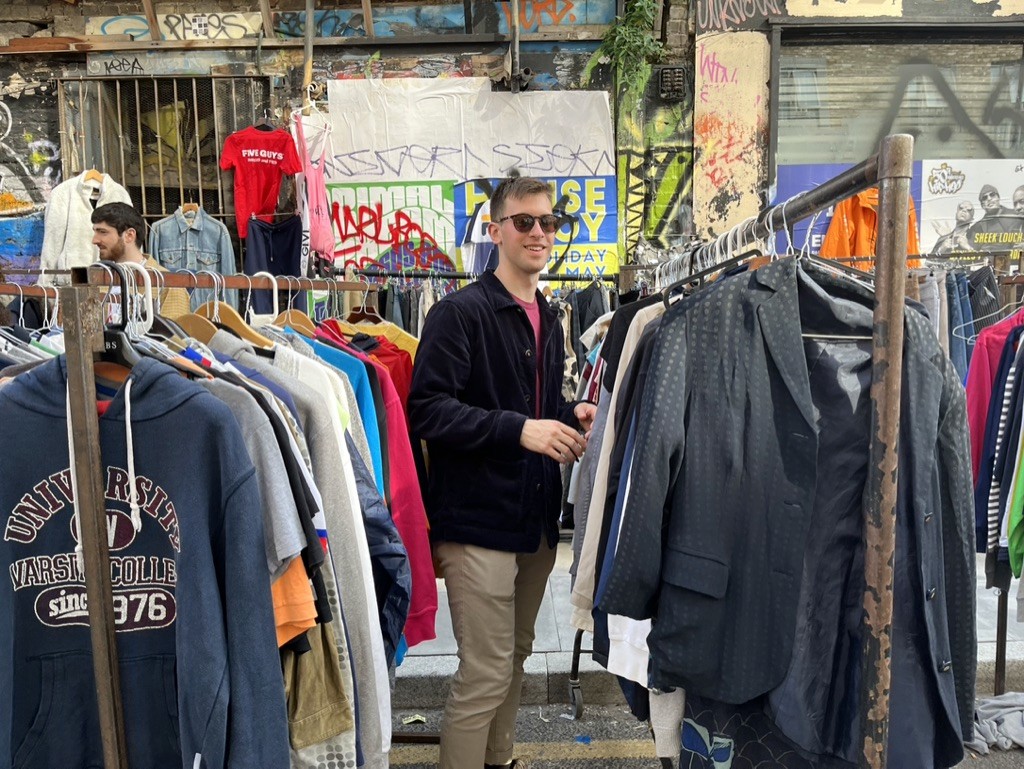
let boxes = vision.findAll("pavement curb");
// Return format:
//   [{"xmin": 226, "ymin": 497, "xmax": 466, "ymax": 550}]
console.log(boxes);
[
  {"xmin": 394, "ymin": 652, "xmax": 626, "ymax": 710},
  {"xmin": 395, "ymin": 655, "xmax": 1024, "ymax": 710}
]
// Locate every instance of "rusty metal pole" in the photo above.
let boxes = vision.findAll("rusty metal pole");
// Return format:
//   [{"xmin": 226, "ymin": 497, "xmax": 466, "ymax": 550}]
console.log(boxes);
[
  {"xmin": 859, "ymin": 133, "xmax": 914, "ymax": 769},
  {"xmin": 61, "ymin": 281, "xmax": 129, "ymax": 769}
]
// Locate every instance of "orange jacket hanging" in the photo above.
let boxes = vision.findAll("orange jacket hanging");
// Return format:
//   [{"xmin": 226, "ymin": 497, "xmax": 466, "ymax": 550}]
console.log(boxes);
[{"xmin": 819, "ymin": 187, "xmax": 921, "ymax": 272}]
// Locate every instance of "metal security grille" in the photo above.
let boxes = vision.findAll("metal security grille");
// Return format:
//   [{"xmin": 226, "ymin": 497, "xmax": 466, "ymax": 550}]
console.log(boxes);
[{"xmin": 57, "ymin": 76, "xmax": 272, "ymax": 224}]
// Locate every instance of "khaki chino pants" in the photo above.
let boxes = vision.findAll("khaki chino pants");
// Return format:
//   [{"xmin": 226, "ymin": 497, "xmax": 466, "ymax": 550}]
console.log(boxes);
[{"xmin": 434, "ymin": 539, "xmax": 557, "ymax": 769}]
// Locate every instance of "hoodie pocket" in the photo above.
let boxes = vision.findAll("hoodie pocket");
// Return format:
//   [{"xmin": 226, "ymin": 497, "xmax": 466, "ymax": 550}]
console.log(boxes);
[
  {"xmin": 13, "ymin": 653, "xmax": 103, "ymax": 769},
  {"xmin": 121, "ymin": 655, "xmax": 182, "ymax": 765},
  {"xmin": 12, "ymin": 656, "xmax": 59, "ymax": 768},
  {"xmin": 12, "ymin": 654, "xmax": 181, "ymax": 769}
]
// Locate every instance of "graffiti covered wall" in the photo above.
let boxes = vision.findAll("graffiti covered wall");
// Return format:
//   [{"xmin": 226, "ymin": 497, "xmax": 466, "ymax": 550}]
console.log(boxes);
[
  {"xmin": 693, "ymin": 0, "xmax": 1024, "ymax": 32},
  {"xmin": 693, "ymin": 32, "xmax": 769, "ymax": 238},
  {"xmin": 86, "ymin": 12, "xmax": 263, "ymax": 41},
  {"xmin": 689, "ymin": 0, "xmax": 1024, "ymax": 243},
  {"xmin": 0, "ymin": 66, "xmax": 62, "ymax": 280},
  {"xmin": 320, "ymin": 78, "xmax": 617, "ymax": 277},
  {"xmin": 617, "ymin": 70, "xmax": 696, "ymax": 258}
]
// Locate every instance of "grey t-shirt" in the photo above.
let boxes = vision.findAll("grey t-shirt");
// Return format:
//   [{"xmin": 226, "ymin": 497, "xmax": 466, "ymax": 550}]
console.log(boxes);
[{"xmin": 200, "ymin": 377, "xmax": 305, "ymax": 580}]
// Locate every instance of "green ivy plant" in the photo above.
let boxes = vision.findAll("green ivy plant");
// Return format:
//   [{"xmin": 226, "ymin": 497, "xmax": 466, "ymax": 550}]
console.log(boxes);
[{"xmin": 583, "ymin": 0, "xmax": 665, "ymax": 111}]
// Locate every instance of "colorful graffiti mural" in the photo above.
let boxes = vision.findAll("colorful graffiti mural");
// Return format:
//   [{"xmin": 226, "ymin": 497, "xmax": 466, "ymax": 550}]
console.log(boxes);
[
  {"xmin": 492, "ymin": 0, "xmax": 615, "ymax": 34},
  {"xmin": 273, "ymin": 1, "xmax": 611, "ymax": 38},
  {"xmin": 328, "ymin": 181, "xmax": 456, "ymax": 271},
  {"xmin": 616, "ymin": 67, "xmax": 696, "ymax": 257},
  {"xmin": 275, "ymin": 7, "xmax": 464, "ymax": 38},
  {"xmin": 0, "ymin": 68, "xmax": 61, "ymax": 282}
]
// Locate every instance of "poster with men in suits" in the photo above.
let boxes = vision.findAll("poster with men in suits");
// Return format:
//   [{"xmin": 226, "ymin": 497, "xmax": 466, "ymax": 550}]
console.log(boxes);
[{"xmin": 921, "ymin": 159, "xmax": 1024, "ymax": 258}]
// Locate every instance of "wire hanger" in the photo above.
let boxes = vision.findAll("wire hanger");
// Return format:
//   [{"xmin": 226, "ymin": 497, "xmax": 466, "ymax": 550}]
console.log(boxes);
[
  {"xmin": 95, "ymin": 261, "xmax": 143, "ymax": 371},
  {"xmin": 952, "ymin": 300, "xmax": 1022, "ymax": 343},
  {"xmin": 254, "ymin": 108, "xmax": 275, "ymax": 131},
  {"xmin": 346, "ymin": 275, "xmax": 383, "ymax": 323}
]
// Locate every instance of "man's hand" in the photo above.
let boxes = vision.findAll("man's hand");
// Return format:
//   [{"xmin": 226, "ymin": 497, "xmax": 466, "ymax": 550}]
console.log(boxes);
[
  {"xmin": 521, "ymin": 419, "xmax": 588, "ymax": 464},
  {"xmin": 574, "ymin": 402, "xmax": 597, "ymax": 435}
]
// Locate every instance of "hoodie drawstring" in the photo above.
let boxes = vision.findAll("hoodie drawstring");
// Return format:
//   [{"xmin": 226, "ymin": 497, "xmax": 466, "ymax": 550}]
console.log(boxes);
[
  {"xmin": 65, "ymin": 375, "xmax": 141, "ymax": 579},
  {"xmin": 124, "ymin": 376, "xmax": 142, "ymax": 532},
  {"xmin": 65, "ymin": 384, "xmax": 85, "ymax": 576}
]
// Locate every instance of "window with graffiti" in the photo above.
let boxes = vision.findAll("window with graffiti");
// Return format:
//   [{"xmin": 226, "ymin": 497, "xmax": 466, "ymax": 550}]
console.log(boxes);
[{"xmin": 777, "ymin": 41, "xmax": 1024, "ymax": 165}]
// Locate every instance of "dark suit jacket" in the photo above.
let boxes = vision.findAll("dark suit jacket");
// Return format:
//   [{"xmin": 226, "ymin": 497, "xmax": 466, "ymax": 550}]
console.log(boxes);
[{"xmin": 598, "ymin": 259, "xmax": 975, "ymax": 762}]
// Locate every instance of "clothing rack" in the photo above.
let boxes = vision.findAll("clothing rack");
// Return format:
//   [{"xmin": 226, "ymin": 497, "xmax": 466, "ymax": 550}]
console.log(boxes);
[
  {"xmin": 19, "ymin": 265, "xmax": 378, "ymax": 769},
  {"xmin": 610, "ymin": 136, "xmax": 912, "ymax": 768}
]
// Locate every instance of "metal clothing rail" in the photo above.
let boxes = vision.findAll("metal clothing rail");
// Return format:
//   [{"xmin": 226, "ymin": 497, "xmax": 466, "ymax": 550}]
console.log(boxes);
[
  {"xmin": 1, "ymin": 269, "xmax": 377, "ymax": 294},
  {"xmin": 349, "ymin": 268, "xmax": 619, "ymax": 284},
  {"xmin": 32, "ymin": 267, "xmax": 377, "ymax": 769},
  {"xmin": 650, "ymin": 152, "xmax": 884, "ymax": 283}
]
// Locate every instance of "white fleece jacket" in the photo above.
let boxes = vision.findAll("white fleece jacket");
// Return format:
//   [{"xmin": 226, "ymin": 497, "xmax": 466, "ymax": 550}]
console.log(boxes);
[{"xmin": 38, "ymin": 171, "xmax": 132, "ymax": 285}]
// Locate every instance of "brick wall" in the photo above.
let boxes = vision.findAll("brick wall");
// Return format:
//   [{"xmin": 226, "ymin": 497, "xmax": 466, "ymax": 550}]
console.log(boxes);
[{"xmin": 664, "ymin": 0, "xmax": 692, "ymax": 59}]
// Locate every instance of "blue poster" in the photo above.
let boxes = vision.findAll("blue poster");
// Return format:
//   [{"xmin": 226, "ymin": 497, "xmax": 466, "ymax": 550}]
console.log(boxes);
[{"xmin": 772, "ymin": 163, "xmax": 923, "ymax": 256}]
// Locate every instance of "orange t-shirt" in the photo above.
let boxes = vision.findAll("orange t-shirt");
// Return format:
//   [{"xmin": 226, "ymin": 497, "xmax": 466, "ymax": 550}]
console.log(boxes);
[{"xmin": 272, "ymin": 558, "xmax": 317, "ymax": 647}]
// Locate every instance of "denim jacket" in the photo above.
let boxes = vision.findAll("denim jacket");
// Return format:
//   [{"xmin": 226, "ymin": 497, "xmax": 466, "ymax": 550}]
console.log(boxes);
[{"xmin": 148, "ymin": 207, "xmax": 238, "ymax": 310}]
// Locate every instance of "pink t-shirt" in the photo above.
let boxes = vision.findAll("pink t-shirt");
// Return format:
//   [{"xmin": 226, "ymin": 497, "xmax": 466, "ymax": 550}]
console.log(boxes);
[{"xmin": 514, "ymin": 294, "xmax": 542, "ymax": 418}]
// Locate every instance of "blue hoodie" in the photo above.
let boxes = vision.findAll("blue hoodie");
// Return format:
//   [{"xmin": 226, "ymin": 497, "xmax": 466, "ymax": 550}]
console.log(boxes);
[{"xmin": 0, "ymin": 357, "xmax": 288, "ymax": 768}]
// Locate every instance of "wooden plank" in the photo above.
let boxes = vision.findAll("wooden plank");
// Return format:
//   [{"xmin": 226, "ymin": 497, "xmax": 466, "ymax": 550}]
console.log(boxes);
[
  {"xmin": 361, "ymin": 0, "xmax": 376, "ymax": 38},
  {"xmin": 0, "ymin": 33, "xmax": 508, "ymax": 55},
  {"xmin": 259, "ymin": 0, "xmax": 276, "ymax": 38},
  {"xmin": 527, "ymin": 25, "xmax": 609, "ymax": 39},
  {"xmin": 61, "ymin": 283, "xmax": 130, "ymax": 769},
  {"xmin": 303, "ymin": 0, "xmax": 315, "ymax": 103},
  {"xmin": 141, "ymin": 0, "xmax": 163, "ymax": 42}
]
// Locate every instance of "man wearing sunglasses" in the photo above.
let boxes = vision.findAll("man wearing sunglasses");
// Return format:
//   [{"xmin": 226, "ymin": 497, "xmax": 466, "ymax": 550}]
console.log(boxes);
[
  {"xmin": 968, "ymin": 183, "xmax": 1023, "ymax": 252},
  {"xmin": 409, "ymin": 175, "xmax": 597, "ymax": 769}
]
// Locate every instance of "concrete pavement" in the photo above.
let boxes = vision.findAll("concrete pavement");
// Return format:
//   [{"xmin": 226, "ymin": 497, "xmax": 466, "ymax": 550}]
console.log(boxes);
[{"xmin": 394, "ymin": 545, "xmax": 1024, "ymax": 763}]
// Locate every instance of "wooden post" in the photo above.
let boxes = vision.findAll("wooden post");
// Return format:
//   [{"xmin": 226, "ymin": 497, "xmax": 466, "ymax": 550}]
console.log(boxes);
[
  {"xmin": 61, "ymin": 282, "xmax": 129, "ymax": 769},
  {"xmin": 141, "ymin": 0, "xmax": 163, "ymax": 41},
  {"xmin": 259, "ymin": 0, "xmax": 276, "ymax": 39},
  {"xmin": 303, "ymin": 0, "xmax": 316, "ymax": 102},
  {"xmin": 361, "ymin": 0, "xmax": 376, "ymax": 38},
  {"xmin": 859, "ymin": 133, "xmax": 914, "ymax": 769}
]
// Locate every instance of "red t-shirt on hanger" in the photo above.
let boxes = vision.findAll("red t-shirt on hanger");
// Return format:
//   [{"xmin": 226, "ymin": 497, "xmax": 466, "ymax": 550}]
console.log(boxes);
[{"xmin": 220, "ymin": 126, "xmax": 302, "ymax": 238}]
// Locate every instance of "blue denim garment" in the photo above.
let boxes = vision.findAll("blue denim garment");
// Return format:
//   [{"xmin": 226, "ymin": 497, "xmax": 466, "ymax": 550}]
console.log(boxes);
[
  {"xmin": 955, "ymin": 272, "xmax": 975, "ymax": 366},
  {"xmin": 946, "ymin": 273, "xmax": 968, "ymax": 383},
  {"xmin": 148, "ymin": 207, "xmax": 238, "ymax": 310},
  {"xmin": 345, "ymin": 432, "xmax": 412, "ymax": 668}
]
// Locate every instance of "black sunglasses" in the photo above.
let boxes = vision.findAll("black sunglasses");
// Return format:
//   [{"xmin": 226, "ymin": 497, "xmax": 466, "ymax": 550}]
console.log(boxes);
[{"xmin": 496, "ymin": 213, "xmax": 562, "ymax": 234}]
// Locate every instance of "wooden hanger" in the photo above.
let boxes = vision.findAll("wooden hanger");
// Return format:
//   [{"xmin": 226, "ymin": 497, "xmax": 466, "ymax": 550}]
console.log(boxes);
[
  {"xmin": 273, "ymin": 309, "xmax": 316, "ymax": 338},
  {"xmin": 181, "ymin": 202, "xmax": 200, "ymax": 215},
  {"xmin": 271, "ymin": 277, "xmax": 317, "ymax": 337},
  {"xmin": 84, "ymin": 168, "xmax": 104, "ymax": 184},
  {"xmin": 195, "ymin": 300, "xmax": 275, "ymax": 348},
  {"xmin": 173, "ymin": 313, "xmax": 218, "ymax": 344}
]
